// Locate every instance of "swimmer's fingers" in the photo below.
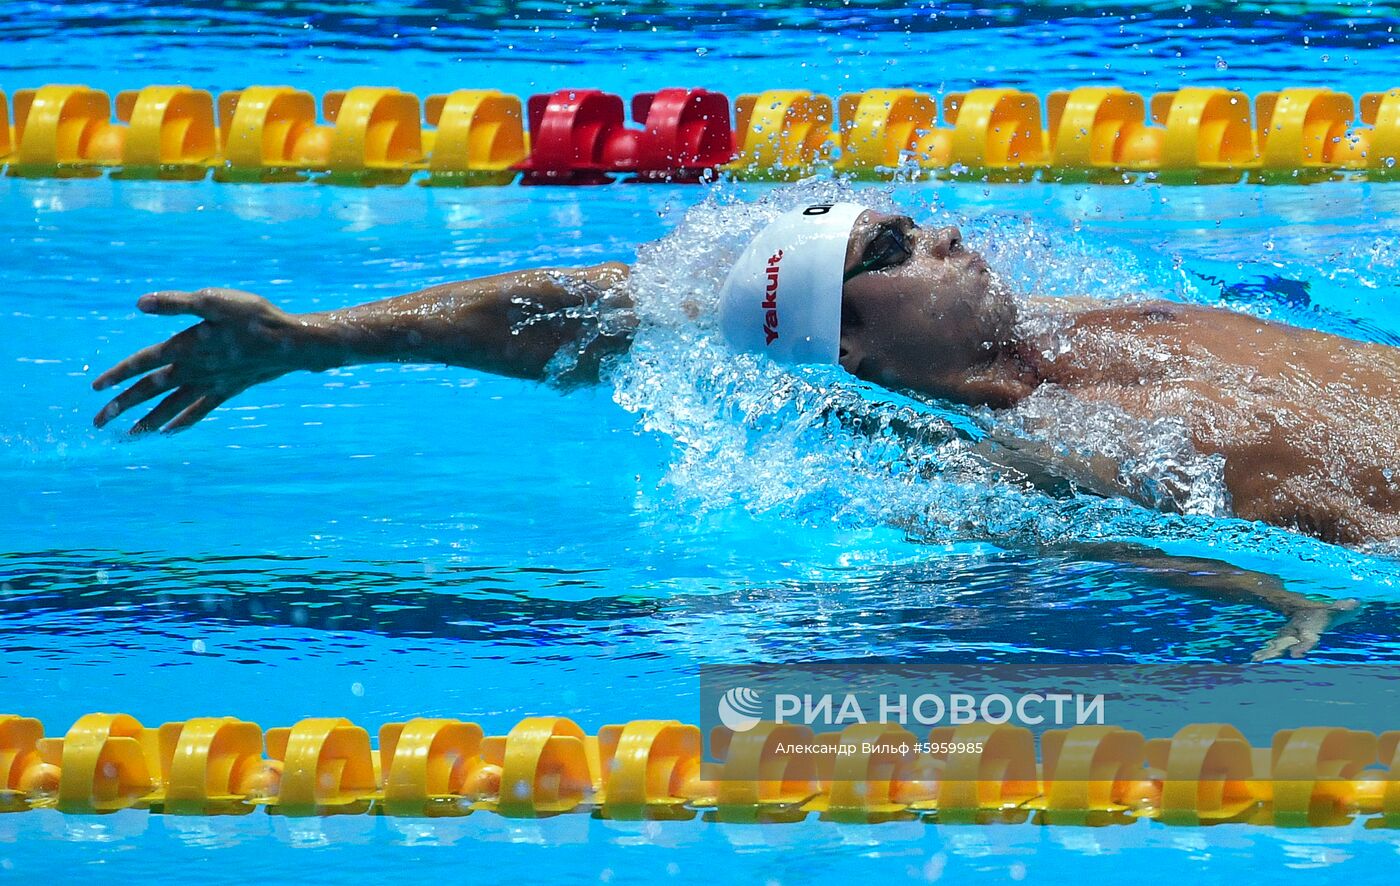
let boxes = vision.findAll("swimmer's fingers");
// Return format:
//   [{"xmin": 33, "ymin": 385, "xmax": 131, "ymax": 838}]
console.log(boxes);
[
  {"xmin": 127, "ymin": 385, "xmax": 233, "ymax": 435},
  {"xmin": 1287, "ymin": 599, "xmax": 1362, "ymax": 660},
  {"xmin": 1284, "ymin": 601, "xmax": 1361, "ymax": 659},
  {"xmin": 93, "ymin": 366, "xmax": 180, "ymax": 429},
  {"xmin": 164, "ymin": 392, "xmax": 229, "ymax": 433},
  {"xmin": 130, "ymin": 386, "xmax": 204, "ymax": 436},
  {"xmin": 1253, "ymin": 606, "xmax": 1344, "ymax": 662},
  {"xmin": 1251, "ymin": 633, "xmax": 1300, "ymax": 663},
  {"xmin": 92, "ymin": 326, "xmax": 197, "ymax": 392},
  {"xmin": 137, "ymin": 289, "xmax": 252, "ymax": 320}
]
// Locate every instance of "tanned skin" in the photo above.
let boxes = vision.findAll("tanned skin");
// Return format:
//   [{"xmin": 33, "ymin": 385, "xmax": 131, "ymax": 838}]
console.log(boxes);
[
  {"xmin": 91, "ymin": 209, "xmax": 1388, "ymax": 657},
  {"xmin": 836, "ymin": 210, "xmax": 1400, "ymax": 547}
]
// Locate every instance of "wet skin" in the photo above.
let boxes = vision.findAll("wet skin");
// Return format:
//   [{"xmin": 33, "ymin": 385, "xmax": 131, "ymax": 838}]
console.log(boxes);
[
  {"xmin": 90, "ymin": 212, "xmax": 1384, "ymax": 656},
  {"xmin": 93, "ymin": 211, "xmax": 1400, "ymax": 546},
  {"xmin": 839, "ymin": 210, "xmax": 1400, "ymax": 546}
]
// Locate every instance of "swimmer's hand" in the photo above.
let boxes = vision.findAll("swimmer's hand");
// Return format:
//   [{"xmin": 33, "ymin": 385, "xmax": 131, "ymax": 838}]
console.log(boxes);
[
  {"xmin": 1252, "ymin": 598, "xmax": 1361, "ymax": 662},
  {"xmin": 92, "ymin": 288, "xmax": 319, "ymax": 434}
]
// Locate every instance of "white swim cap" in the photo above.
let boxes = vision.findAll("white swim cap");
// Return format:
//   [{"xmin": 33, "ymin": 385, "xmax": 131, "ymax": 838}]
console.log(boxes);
[{"xmin": 717, "ymin": 201, "xmax": 868, "ymax": 365}]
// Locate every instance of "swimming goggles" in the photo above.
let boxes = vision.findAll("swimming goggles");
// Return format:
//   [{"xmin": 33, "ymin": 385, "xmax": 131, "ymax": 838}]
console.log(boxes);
[{"xmin": 843, "ymin": 222, "xmax": 914, "ymax": 282}]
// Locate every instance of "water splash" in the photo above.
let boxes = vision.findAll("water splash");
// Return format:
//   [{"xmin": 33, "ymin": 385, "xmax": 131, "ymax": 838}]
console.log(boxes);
[{"xmin": 608, "ymin": 180, "xmax": 1400, "ymax": 595}]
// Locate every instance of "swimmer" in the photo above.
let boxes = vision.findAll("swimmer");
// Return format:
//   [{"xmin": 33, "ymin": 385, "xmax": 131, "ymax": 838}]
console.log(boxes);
[{"xmin": 91, "ymin": 202, "xmax": 1400, "ymax": 547}]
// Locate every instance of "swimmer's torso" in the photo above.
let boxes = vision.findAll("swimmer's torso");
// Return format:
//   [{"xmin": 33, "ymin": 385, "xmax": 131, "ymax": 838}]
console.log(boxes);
[{"xmin": 1028, "ymin": 300, "xmax": 1400, "ymax": 545}]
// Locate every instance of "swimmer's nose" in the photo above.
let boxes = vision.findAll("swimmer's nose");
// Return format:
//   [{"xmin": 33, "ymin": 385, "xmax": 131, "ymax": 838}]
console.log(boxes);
[{"xmin": 929, "ymin": 225, "xmax": 963, "ymax": 259}]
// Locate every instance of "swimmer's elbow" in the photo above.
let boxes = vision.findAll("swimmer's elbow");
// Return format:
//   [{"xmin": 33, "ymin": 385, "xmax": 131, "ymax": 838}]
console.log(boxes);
[
  {"xmin": 580, "ymin": 261, "xmax": 631, "ymax": 290},
  {"xmin": 575, "ymin": 261, "xmax": 633, "ymax": 308}
]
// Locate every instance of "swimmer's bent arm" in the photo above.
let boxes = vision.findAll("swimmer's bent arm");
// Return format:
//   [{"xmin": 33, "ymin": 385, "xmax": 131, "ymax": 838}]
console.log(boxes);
[{"xmin": 92, "ymin": 262, "xmax": 634, "ymax": 434}]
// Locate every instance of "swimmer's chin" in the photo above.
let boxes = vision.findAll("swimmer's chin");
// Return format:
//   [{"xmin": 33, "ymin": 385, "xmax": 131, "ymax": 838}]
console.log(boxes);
[{"xmin": 975, "ymin": 275, "xmax": 1019, "ymax": 346}]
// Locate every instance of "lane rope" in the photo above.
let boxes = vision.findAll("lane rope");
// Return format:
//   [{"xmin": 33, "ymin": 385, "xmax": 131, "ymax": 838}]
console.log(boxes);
[
  {"xmin": 1, "ymin": 84, "xmax": 1397, "ymax": 185},
  {"xmin": 2, "ymin": 713, "xmax": 1397, "ymax": 824}
]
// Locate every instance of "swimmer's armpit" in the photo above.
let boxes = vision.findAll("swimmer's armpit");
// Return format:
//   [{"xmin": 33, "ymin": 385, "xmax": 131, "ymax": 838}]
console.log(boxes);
[
  {"xmin": 817, "ymin": 389, "xmax": 1133, "ymax": 501},
  {"xmin": 92, "ymin": 263, "xmax": 635, "ymax": 434},
  {"xmin": 974, "ymin": 429, "xmax": 1135, "ymax": 502}
]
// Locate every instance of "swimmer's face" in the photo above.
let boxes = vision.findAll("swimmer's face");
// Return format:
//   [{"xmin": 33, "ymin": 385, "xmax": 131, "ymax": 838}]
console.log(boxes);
[{"xmin": 838, "ymin": 210, "xmax": 1012, "ymax": 391}]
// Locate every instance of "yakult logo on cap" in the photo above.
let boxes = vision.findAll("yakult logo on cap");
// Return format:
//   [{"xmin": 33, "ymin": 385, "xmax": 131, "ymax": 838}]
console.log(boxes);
[
  {"xmin": 717, "ymin": 200, "xmax": 864, "ymax": 366},
  {"xmin": 758, "ymin": 205, "xmax": 833, "ymax": 348},
  {"xmin": 761, "ymin": 249, "xmax": 783, "ymax": 344}
]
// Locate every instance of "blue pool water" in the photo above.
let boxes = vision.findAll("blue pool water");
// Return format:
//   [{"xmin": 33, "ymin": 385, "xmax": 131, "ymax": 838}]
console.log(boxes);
[{"xmin": 5, "ymin": 2, "xmax": 1400, "ymax": 882}]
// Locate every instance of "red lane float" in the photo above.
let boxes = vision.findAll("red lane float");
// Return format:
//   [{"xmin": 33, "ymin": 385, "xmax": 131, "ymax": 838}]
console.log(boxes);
[{"xmin": 516, "ymin": 87, "xmax": 734, "ymax": 184}]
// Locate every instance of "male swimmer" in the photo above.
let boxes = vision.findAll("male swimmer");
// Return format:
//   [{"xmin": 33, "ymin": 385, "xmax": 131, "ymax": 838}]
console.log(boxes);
[
  {"xmin": 91, "ymin": 199, "xmax": 1391, "ymax": 658},
  {"xmin": 92, "ymin": 200, "xmax": 1400, "ymax": 548}
]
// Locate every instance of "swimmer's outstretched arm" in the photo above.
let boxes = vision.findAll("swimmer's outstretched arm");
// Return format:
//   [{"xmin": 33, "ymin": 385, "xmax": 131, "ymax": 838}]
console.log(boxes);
[
  {"xmin": 92, "ymin": 262, "xmax": 634, "ymax": 434},
  {"xmin": 1063, "ymin": 542, "xmax": 1360, "ymax": 661}
]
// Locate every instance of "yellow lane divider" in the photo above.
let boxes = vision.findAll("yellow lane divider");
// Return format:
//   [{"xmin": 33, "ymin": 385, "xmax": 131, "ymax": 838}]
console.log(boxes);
[
  {"xmin": 3, "ymin": 713, "xmax": 1399, "ymax": 824},
  {"xmin": 2, "ymin": 84, "xmax": 1399, "ymax": 184}
]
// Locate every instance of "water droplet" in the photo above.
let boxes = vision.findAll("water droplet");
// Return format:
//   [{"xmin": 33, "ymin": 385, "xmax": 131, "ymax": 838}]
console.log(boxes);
[{"xmin": 1215, "ymin": 56, "xmax": 1229, "ymax": 70}]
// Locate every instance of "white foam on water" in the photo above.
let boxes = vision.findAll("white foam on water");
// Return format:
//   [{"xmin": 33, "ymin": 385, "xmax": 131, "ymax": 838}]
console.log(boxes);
[{"xmin": 583, "ymin": 179, "xmax": 1400, "ymax": 595}]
